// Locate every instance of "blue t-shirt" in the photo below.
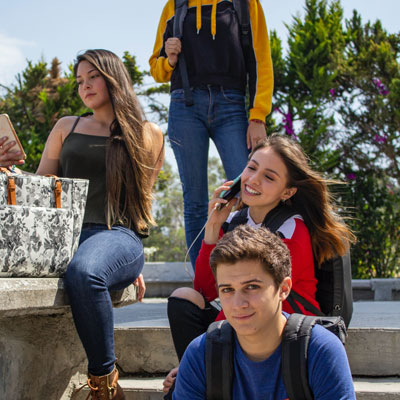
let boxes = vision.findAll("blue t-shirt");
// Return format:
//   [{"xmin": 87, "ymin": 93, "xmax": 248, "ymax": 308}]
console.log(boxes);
[{"xmin": 173, "ymin": 316, "xmax": 355, "ymax": 399}]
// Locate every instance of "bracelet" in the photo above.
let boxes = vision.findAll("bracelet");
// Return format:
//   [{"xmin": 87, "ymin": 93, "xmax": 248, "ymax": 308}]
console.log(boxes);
[
  {"xmin": 8, "ymin": 165, "xmax": 16, "ymax": 173},
  {"xmin": 250, "ymin": 119, "xmax": 266, "ymax": 126}
]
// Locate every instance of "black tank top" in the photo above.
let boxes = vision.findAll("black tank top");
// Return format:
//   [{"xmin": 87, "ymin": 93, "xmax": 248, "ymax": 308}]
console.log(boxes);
[{"xmin": 58, "ymin": 116, "xmax": 108, "ymax": 225}]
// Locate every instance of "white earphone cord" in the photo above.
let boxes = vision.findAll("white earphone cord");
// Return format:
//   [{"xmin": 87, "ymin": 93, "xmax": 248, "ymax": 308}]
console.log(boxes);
[{"xmin": 183, "ymin": 207, "xmax": 217, "ymax": 282}]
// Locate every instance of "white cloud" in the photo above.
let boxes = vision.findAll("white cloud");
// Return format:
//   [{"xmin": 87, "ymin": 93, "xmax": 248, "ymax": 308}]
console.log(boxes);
[{"xmin": 0, "ymin": 34, "xmax": 35, "ymax": 87}]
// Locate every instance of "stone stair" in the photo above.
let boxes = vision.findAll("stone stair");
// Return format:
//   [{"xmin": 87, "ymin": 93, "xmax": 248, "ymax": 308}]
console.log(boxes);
[{"xmin": 72, "ymin": 298, "xmax": 400, "ymax": 399}]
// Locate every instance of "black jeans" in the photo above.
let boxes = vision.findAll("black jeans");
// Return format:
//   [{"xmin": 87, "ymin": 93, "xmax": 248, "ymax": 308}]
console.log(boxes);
[{"xmin": 167, "ymin": 296, "xmax": 220, "ymax": 361}]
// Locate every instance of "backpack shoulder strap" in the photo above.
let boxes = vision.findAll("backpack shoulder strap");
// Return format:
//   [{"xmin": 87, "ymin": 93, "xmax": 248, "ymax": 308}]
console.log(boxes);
[
  {"xmin": 282, "ymin": 314, "xmax": 315, "ymax": 400},
  {"xmin": 232, "ymin": 0, "xmax": 257, "ymax": 110},
  {"xmin": 263, "ymin": 204, "xmax": 298, "ymax": 235},
  {"xmin": 205, "ymin": 320, "xmax": 234, "ymax": 400},
  {"xmin": 173, "ymin": 0, "xmax": 187, "ymax": 38},
  {"xmin": 173, "ymin": 0, "xmax": 194, "ymax": 106},
  {"xmin": 232, "ymin": 0, "xmax": 250, "ymax": 37},
  {"xmin": 222, "ymin": 207, "xmax": 249, "ymax": 233},
  {"xmin": 288, "ymin": 290, "xmax": 325, "ymax": 317}
]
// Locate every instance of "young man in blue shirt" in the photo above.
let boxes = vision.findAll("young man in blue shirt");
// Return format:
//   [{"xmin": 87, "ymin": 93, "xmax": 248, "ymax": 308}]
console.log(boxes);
[{"xmin": 172, "ymin": 224, "xmax": 355, "ymax": 399}]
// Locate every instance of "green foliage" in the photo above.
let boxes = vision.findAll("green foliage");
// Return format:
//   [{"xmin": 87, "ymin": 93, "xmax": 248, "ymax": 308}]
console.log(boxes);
[
  {"xmin": 269, "ymin": 0, "xmax": 400, "ymax": 277},
  {"xmin": 346, "ymin": 172, "xmax": 400, "ymax": 278},
  {"xmin": 143, "ymin": 160, "xmax": 186, "ymax": 261},
  {"xmin": 0, "ymin": 58, "xmax": 88, "ymax": 172}
]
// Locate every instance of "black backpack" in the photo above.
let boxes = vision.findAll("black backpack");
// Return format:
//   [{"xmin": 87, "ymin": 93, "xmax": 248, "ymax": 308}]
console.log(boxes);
[
  {"xmin": 173, "ymin": 0, "xmax": 256, "ymax": 106},
  {"xmin": 222, "ymin": 205, "xmax": 353, "ymax": 327},
  {"xmin": 206, "ymin": 314, "xmax": 347, "ymax": 400}
]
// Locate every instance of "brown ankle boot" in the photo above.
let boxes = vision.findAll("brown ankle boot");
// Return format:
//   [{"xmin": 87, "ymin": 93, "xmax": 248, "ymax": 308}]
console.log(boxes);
[{"xmin": 86, "ymin": 365, "xmax": 125, "ymax": 400}]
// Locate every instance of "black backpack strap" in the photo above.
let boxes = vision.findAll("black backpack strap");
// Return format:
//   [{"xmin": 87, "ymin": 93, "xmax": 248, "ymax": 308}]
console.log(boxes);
[
  {"xmin": 222, "ymin": 207, "xmax": 249, "ymax": 233},
  {"xmin": 285, "ymin": 292, "xmax": 303, "ymax": 314},
  {"xmin": 263, "ymin": 204, "xmax": 298, "ymax": 235},
  {"xmin": 282, "ymin": 314, "xmax": 347, "ymax": 400},
  {"xmin": 282, "ymin": 314, "xmax": 315, "ymax": 400},
  {"xmin": 232, "ymin": 0, "xmax": 257, "ymax": 111},
  {"xmin": 289, "ymin": 290, "xmax": 325, "ymax": 317},
  {"xmin": 205, "ymin": 320, "xmax": 234, "ymax": 400},
  {"xmin": 173, "ymin": 0, "xmax": 194, "ymax": 106}
]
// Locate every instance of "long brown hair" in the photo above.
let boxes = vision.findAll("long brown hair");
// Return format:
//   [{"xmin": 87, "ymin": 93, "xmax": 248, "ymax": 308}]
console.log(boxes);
[
  {"xmin": 248, "ymin": 135, "xmax": 356, "ymax": 265},
  {"xmin": 74, "ymin": 49, "xmax": 154, "ymax": 234}
]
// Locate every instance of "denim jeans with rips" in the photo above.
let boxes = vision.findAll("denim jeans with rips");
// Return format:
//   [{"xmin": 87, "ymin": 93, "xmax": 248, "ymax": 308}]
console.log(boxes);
[
  {"xmin": 168, "ymin": 86, "xmax": 249, "ymax": 269},
  {"xmin": 64, "ymin": 223, "xmax": 144, "ymax": 375}
]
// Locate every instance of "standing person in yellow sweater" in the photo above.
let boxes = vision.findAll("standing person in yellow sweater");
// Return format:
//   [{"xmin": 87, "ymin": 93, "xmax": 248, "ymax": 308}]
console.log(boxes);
[{"xmin": 150, "ymin": 0, "xmax": 273, "ymax": 269}]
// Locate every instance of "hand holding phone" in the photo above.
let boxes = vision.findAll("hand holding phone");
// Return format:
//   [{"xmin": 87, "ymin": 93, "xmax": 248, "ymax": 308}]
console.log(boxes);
[
  {"xmin": 216, "ymin": 175, "xmax": 241, "ymax": 210},
  {"xmin": 0, "ymin": 114, "xmax": 26, "ymax": 166}
]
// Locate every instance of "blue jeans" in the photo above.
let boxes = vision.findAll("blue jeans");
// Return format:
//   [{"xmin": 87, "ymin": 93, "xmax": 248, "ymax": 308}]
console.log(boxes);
[
  {"xmin": 168, "ymin": 86, "xmax": 249, "ymax": 269},
  {"xmin": 64, "ymin": 224, "xmax": 144, "ymax": 375}
]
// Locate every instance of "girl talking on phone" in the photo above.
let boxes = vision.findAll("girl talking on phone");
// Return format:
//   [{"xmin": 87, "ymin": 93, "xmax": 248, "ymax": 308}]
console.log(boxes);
[{"xmin": 162, "ymin": 134, "xmax": 355, "ymax": 395}]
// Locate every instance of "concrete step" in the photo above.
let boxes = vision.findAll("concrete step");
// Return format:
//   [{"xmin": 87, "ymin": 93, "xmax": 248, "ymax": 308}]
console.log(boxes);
[
  {"xmin": 353, "ymin": 378, "xmax": 400, "ymax": 399},
  {"xmin": 113, "ymin": 300, "xmax": 400, "ymax": 377},
  {"xmin": 74, "ymin": 377, "xmax": 400, "ymax": 399}
]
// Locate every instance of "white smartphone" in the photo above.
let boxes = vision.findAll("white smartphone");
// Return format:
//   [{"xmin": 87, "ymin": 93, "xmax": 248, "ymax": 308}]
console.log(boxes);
[{"xmin": 0, "ymin": 114, "xmax": 26, "ymax": 158}]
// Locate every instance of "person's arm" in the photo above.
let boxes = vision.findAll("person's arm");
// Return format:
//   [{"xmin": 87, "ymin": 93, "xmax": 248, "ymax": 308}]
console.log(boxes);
[
  {"xmin": 149, "ymin": 0, "xmax": 177, "ymax": 83},
  {"xmin": 307, "ymin": 325, "xmax": 356, "ymax": 399},
  {"xmin": 246, "ymin": 0, "xmax": 274, "ymax": 149},
  {"xmin": 142, "ymin": 122, "xmax": 164, "ymax": 189},
  {"xmin": 173, "ymin": 335, "xmax": 207, "ymax": 400},
  {"xmin": 36, "ymin": 117, "xmax": 75, "ymax": 176},
  {"xmin": 193, "ymin": 183, "xmax": 237, "ymax": 300},
  {"xmin": 193, "ymin": 240, "xmax": 219, "ymax": 301},
  {"xmin": 281, "ymin": 218, "xmax": 320, "ymax": 315}
]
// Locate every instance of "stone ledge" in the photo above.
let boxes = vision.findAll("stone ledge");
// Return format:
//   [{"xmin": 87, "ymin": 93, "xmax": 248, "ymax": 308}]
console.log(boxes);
[{"xmin": 0, "ymin": 278, "xmax": 137, "ymax": 318}]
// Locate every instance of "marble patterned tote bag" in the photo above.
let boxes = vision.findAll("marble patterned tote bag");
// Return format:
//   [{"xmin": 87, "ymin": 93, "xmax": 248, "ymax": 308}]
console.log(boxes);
[{"xmin": 0, "ymin": 170, "xmax": 89, "ymax": 276}]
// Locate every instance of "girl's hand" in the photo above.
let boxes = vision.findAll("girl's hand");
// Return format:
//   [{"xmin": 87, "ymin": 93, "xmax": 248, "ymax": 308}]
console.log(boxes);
[
  {"xmin": 163, "ymin": 367, "xmax": 178, "ymax": 394},
  {"xmin": 0, "ymin": 136, "xmax": 25, "ymax": 168},
  {"xmin": 165, "ymin": 37, "xmax": 182, "ymax": 67},
  {"xmin": 204, "ymin": 181, "xmax": 238, "ymax": 244},
  {"xmin": 133, "ymin": 274, "xmax": 146, "ymax": 302}
]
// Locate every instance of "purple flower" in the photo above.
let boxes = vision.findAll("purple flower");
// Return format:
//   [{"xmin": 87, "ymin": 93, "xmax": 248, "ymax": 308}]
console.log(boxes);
[
  {"xmin": 386, "ymin": 183, "xmax": 394, "ymax": 195},
  {"xmin": 346, "ymin": 173, "xmax": 356, "ymax": 181},
  {"xmin": 374, "ymin": 134, "xmax": 387, "ymax": 143},
  {"xmin": 275, "ymin": 107, "xmax": 297, "ymax": 138},
  {"xmin": 329, "ymin": 88, "xmax": 336, "ymax": 97},
  {"xmin": 373, "ymin": 78, "xmax": 389, "ymax": 96}
]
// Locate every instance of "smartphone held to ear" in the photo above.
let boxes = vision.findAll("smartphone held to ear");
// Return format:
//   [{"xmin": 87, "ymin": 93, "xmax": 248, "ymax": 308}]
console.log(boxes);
[
  {"xmin": 0, "ymin": 114, "xmax": 26, "ymax": 159},
  {"xmin": 216, "ymin": 175, "xmax": 241, "ymax": 210}
]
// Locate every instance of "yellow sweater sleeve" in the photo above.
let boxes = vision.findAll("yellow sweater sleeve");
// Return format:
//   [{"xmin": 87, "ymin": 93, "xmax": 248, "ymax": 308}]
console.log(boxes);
[
  {"xmin": 149, "ymin": 0, "xmax": 176, "ymax": 83},
  {"xmin": 248, "ymin": 0, "xmax": 274, "ymax": 121}
]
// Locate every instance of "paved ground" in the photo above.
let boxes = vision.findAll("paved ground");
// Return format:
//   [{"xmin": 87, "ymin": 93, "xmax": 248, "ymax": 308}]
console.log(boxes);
[{"xmin": 114, "ymin": 299, "xmax": 400, "ymax": 329}]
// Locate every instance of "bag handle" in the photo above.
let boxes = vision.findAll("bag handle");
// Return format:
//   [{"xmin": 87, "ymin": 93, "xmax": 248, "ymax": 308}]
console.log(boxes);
[
  {"xmin": 0, "ymin": 167, "xmax": 16, "ymax": 205},
  {"xmin": 45, "ymin": 174, "xmax": 62, "ymax": 208},
  {"xmin": 0, "ymin": 168, "xmax": 62, "ymax": 208}
]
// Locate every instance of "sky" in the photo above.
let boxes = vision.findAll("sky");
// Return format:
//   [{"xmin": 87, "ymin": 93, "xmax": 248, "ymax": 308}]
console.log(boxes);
[{"xmin": 0, "ymin": 0, "xmax": 399, "ymax": 166}]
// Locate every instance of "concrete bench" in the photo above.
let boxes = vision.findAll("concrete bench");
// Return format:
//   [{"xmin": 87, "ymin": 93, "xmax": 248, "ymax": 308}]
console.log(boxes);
[{"xmin": 0, "ymin": 278, "xmax": 137, "ymax": 399}]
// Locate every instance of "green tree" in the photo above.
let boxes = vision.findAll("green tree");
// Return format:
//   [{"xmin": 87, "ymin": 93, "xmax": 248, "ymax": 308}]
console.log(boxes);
[
  {"xmin": 142, "ymin": 160, "xmax": 186, "ymax": 261},
  {"xmin": 0, "ymin": 58, "xmax": 87, "ymax": 171},
  {"xmin": 268, "ymin": 0, "xmax": 400, "ymax": 277}
]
